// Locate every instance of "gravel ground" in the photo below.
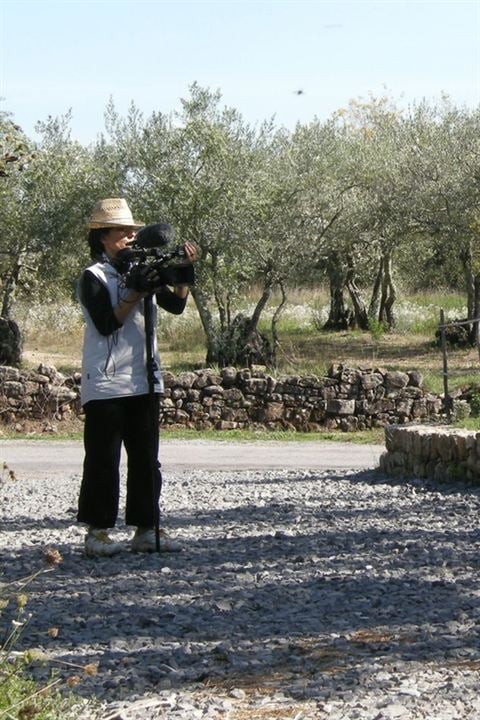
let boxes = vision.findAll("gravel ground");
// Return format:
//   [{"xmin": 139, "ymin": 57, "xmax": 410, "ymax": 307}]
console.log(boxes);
[{"xmin": 1, "ymin": 456, "xmax": 480, "ymax": 719}]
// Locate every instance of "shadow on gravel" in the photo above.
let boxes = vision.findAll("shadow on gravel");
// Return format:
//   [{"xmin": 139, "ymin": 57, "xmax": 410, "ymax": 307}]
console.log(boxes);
[
  {"xmin": 0, "ymin": 516, "xmax": 74, "ymax": 532},
  {"xmin": 1, "ymin": 469, "xmax": 480, "ymax": 704}
]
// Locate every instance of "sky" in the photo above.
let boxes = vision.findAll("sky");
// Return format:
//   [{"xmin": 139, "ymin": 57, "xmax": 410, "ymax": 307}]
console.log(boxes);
[{"xmin": 1, "ymin": 0, "xmax": 479, "ymax": 144}]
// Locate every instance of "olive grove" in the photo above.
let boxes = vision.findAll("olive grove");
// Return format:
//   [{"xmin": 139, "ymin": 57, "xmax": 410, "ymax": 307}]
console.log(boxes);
[{"xmin": 1, "ymin": 87, "xmax": 479, "ymax": 367}]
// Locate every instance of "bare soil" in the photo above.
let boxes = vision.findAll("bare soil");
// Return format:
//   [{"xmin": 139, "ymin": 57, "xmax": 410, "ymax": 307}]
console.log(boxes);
[{"xmin": 22, "ymin": 349, "xmax": 82, "ymax": 371}]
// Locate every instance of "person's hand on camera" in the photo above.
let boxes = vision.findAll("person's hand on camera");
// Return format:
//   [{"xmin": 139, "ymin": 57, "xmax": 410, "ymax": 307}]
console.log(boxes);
[
  {"xmin": 124, "ymin": 264, "xmax": 163, "ymax": 294},
  {"xmin": 170, "ymin": 243, "xmax": 197, "ymax": 298},
  {"xmin": 183, "ymin": 242, "xmax": 198, "ymax": 263}
]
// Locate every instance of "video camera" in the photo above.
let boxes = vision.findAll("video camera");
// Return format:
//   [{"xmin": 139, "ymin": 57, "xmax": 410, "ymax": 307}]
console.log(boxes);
[{"xmin": 114, "ymin": 223, "xmax": 195, "ymax": 293}]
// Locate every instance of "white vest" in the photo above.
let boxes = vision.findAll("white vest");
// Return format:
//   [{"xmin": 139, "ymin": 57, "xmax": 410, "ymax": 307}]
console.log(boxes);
[{"xmin": 78, "ymin": 261, "xmax": 164, "ymax": 406}]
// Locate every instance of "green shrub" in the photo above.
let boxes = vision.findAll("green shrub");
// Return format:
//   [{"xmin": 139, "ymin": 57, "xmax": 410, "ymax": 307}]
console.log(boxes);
[
  {"xmin": 368, "ymin": 318, "xmax": 386, "ymax": 342},
  {"xmin": 469, "ymin": 390, "xmax": 480, "ymax": 417},
  {"xmin": 451, "ymin": 399, "xmax": 471, "ymax": 422}
]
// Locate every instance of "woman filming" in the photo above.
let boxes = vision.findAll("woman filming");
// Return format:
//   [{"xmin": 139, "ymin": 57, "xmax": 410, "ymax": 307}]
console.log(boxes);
[{"xmin": 77, "ymin": 197, "xmax": 197, "ymax": 557}]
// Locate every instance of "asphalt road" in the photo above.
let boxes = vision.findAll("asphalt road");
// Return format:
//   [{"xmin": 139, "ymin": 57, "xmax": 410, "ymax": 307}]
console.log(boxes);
[{"xmin": 0, "ymin": 439, "xmax": 385, "ymax": 476}]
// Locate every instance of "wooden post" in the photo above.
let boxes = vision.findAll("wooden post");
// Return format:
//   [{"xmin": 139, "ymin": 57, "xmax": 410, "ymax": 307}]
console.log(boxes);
[
  {"xmin": 477, "ymin": 316, "xmax": 480, "ymax": 363},
  {"xmin": 475, "ymin": 276, "xmax": 480, "ymax": 361},
  {"xmin": 440, "ymin": 309, "xmax": 451, "ymax": 421}
]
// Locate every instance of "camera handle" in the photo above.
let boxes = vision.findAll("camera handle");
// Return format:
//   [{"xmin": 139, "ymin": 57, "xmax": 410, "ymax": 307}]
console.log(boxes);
[{"xmin": 143, "ymin": 293, "xmax": 161, "ymax": 553}]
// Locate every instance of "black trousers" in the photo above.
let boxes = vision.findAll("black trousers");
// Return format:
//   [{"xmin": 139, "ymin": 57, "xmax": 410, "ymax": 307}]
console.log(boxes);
[{"xmin": 77, "ymin": 394, "xmax": 162, "ymax": 529}]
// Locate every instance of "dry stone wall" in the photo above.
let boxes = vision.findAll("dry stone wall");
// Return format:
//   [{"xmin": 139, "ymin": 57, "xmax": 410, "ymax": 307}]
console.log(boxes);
[
  {"xmin": 0, "ymin": 364, "xmax": 78, "ymax": 429},
  {"xmin": 0, "ymin": 362, "xmax": 452, "ymax": 432},
  {"xmin": 159, "ymin": 365, "xmax": 444, "ymax": 431},
  {"xmin": 380, "ymin": 425, "xmax": 480, "ymax": 483}
]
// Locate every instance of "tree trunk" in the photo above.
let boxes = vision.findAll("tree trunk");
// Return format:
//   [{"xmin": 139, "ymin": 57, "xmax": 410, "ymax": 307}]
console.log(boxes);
[
  {"xmin": 271, "ymin": 281, "xmax": 287, "ymax": 369},
  {"xmin": 191, "ymin": 283, "xmax": 273, "ymax": 368},
  {"xmin": 246, "ymin": 282, "xmax": 272, "ymax": 337},
  {"xmin": 323, "ymin": 255, "xmax": 352, "ymax": 330},
  {"xmin": 346, "ymin": 256, "xmax": 369, "ymax": 330},
  {"xmin": 459, "ymin": 243, "xmax": 477, "ymax": 345},
  {"xmin": 220, "ymin": 314, "xmax": 273, "ymax": 368},
  {"xmin": 0, "ymin": 254, "xmax": 24, "ymax": 365},
  {"xmin": 210, "ymin": 250, "xmax": 227, "ymax": 333},
  {"xmin": 223, "ymin": 282, "xmax": 273, "ymax": 368},
  {"xmin": 1, "ymin": 253, "xmax": 25, "ymax": 319},
  {"xmin": 473, "ymin": 275, "xmax": 480, "ymax": 351},
  {"xmin": 378, "ymin": 250, "xmax": 396, "ymax": 329},
  {"xmin": 190, "ymin": 286, "xmax": 221, "ymax": 365},
  {"xmin": 0, "ymin": 318, "xmax": 22, "ymax": 366},
  {"xmin": 460, "ymin": 244, "xmax": 476, "ymax": 321},
  {"xmin": 368, "ymin": 260, "xmax": 383, "ymax": 321}
]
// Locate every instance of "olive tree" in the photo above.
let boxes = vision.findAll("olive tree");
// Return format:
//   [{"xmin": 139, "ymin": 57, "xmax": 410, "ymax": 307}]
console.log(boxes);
[
  {"xmin": 401, "ymin": 100, "xmax": 480, "ymax": 326},
  {"xmin": 325, "ymin": 97, "xmax": 421, "ymax": 330},
  {"xmin": 287, "ymin": 116, "xmax": 371, "ymax": 330},
  {"xmin": 0, "ymin": 110, "xmax": 108, "ymax": 363},
  {"xmin": 0, "ymin": 111, "xmax": 36, "ymax": 363},
  {"xmin": 102, "ymin": 85, "xmax": 305, "ymax": 367}
]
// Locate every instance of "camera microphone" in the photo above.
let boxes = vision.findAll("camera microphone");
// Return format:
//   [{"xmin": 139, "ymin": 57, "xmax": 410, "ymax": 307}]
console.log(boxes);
[{"xmin": 135, "ymin": 223, "xmax": 173, "ymax": 249}]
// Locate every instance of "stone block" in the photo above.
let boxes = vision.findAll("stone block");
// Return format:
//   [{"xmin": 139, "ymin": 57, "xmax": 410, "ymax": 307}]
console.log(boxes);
[
  {"xmin": 413, "ymin": 463, "xmax": 427, "ymax": 478},
  {"xmin": 0, "ymin": 366, "xmax": 20, "ymax": 382},
  {"xmin": 174, "ymin": 409, "xmax": 190, "ymax": 422},
  {"xmin": 322, "ymin": 386, "xmax": 338, "ymax": 400},
  {"xmin": 203, "ymin": 385, "xmax": 225, "ymax": 397},
  {"xmin": 216, "ymin": 420, "xmax": 238, "ymax": 430},
  {"xmin": 385, "ymin": 370, "xmax": 410, "ymax": 393},
  {"xmin": 340, "ymin": 416, "xmax": 358, "ymax": 432},
  {"xmin": 223, "ymin": 388, "xmax": 245, "ymax": 404},
  {"xmin": 184, "ymin": 402, "xmax": 203, "ymax": 415},
  {"xmin": 412, "ymin": 399, "xmax": 428, "ymax": 417},
  {"xmin": 2, "ymin": 381, "xmax": 25, "ymax": 399},
  {"xmin": 395, "ymin": 398, "xmax": 413, "ymax": 416},
  {"xmin": 360, "ymin": 373, "xmax": 383, "ymax": 390},
  {"xmin": 243, "ymin": 378, "xmax": 268, "ymax": 395},
  {"xmin": 176, "ymin": 371, "xmax": 197, "ymax": 388},
  {"xmin": 438, "ymin": 436, "xmax": 454, "ymax": 463},
  {"xmin": 171, "ymin": 388, "xmax": 187, "ymax": 400},
  {"xmin": 263, "ymin": 402, "xmax": 284, "ymax": 421},
  {"xmin": 455, "ymin": 435, "xmax": 467, "ymax": 462},
  {"xmin": 162, "ymin": 371, "xmax": 176, "ymax": 388},
  {"xmin": 408, "ymin": 370, "xmax": 423, "ymax": 387},
  {"xmin": 326, "ymin": 399, "xmax": 355, "ymax": 415},
  {"xmin": 221, "ymin": 367, "xmax": 238, "ymax": 386},
  {"xmin": 187, "ymin": 389, "xmax": 201, "ymax": 401},
  {"xmin": 402, "ymin": 386, "xmax": 423, "ymax": 399}
]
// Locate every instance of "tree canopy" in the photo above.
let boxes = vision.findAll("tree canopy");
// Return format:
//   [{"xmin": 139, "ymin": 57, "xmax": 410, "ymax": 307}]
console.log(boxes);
[{"xmin": 1, "ymin": 88, "xmax": 479, "ymax": 366}]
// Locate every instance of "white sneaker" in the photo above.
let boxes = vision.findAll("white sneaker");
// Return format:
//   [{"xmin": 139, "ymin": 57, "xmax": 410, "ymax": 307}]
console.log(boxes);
[
  {"xmin": 85, "ymin": 528, "xmax": 123, "ymax": 558},
  {"xmin": 131, "ymin": 527, "xmax": 181, "ymax": 553}
]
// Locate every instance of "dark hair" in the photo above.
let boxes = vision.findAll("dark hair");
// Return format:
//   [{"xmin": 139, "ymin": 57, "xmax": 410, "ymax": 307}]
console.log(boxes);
[{"xmin": 87, "ymin": 228, "xmax": 110, "ymax": 260}]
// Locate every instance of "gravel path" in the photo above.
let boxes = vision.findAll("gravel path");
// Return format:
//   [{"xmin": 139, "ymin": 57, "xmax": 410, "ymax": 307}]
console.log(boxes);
[{"xmin": 1, "ymin": 444, "xmax": 480, "ymax": 719}]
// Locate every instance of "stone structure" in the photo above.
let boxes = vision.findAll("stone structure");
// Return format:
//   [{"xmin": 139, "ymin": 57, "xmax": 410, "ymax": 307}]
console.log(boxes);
[
  {"xmin": 159, "ymin": 365, "xmax": 443, "ymax": 432},
  {"xmin": 0, "ymin": 364, "xmax": 78, "ymax": 426},
  {"xmin": 380, "ymin": 424, "xmax": 480, "ymax": 483},
  {"xmin": 0, "ymin": 362, "xmax": 453, "ymax": 432}
]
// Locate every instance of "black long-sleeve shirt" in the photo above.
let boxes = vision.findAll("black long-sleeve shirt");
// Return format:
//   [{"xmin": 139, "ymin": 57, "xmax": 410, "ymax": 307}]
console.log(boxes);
[{"xmin": 78, "ymin": 269, "xmax": 187, "ymax": 336}]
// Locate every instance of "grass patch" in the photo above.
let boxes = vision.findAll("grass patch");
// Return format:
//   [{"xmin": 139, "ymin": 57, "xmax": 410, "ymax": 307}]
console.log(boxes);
[
  {"xmin": 160, "ymin": 427, "xmax": 386, "ymax": 444},
  {"xmin": 404, "ymin": 290, "xmax": 465, "ymax": 311},
  {"xmin": 0, "ymin": 424, "xmax": 386, "ymax": 444},
  {"xmin": 452, "ymin": 417, "xmax": 480, "ymax": 432},
  {"xmin": 0, "ymin": 534, "xmax": 95, "ymax": 719},
  {"xmin": 0, "ymin": 661, "xmax": 86, "ymax": 720}
]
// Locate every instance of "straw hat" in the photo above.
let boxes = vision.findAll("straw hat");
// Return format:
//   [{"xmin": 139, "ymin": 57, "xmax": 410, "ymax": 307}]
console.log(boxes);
[{"xmin": 86, "ymin": 198, "xmax": 145, "ymax": 229}]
